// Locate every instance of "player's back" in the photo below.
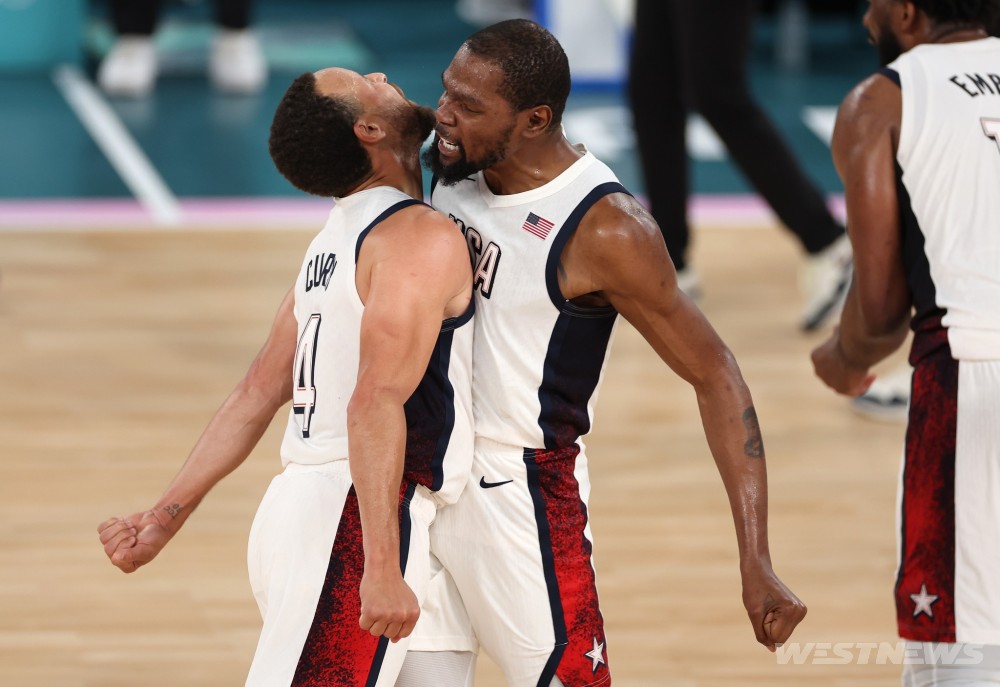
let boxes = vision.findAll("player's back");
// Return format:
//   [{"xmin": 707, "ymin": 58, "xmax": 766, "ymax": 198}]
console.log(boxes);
[
  {"xmin": 279, "ymin": 186, "xmax": 474, "ymax": 503},
  {"xmin": 889, "ymin": 37, "xmax": 1000, "ymax": 361}
]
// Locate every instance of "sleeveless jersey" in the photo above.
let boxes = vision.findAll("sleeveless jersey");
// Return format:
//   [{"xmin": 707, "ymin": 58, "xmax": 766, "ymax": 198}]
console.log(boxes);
[
  {"xmin": 279, "ymin": 186, "xmax": 475, "ymax": 504},
  {"xmin": 432, "ymin": 148, "xmax": 628, "ymax": 450},
  {"xmin": 887, "ymin": 37, "xmax": 1000, "ymax": 362}
]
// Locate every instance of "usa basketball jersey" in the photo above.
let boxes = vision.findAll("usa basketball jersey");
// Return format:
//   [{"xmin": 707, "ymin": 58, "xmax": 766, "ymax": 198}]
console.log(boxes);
[
  {"xmin": 889, "ymin": 37, "xmax": 1000, "ymax": 363},
  {"xmin": 279, "ymin": 186, "xmax": 474, "ymax": 504},
  {"xmin": 886, "ymin": 38, "xmax": 1000, "ymax": 646},
  {"xmin": 432, "ymin": 148, "xmax": 628, "ymax": 450}
]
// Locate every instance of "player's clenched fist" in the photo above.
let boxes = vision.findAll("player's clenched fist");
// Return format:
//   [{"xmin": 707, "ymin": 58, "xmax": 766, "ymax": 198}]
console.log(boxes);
[
  {"xmin": 358, "ymin": 569, "xmax": 420, "ymax": 643},
  {"xmin": 742, "ymin": 565, "xmax": 807, "ymax": 652},
  {"xmin": 97, "ymin": 509, "xmax": 174, "ymax": 573}
]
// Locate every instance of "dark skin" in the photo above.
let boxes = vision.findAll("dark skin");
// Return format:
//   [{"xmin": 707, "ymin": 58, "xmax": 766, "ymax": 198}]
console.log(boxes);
[
  {"xmin": 435, "ymin": 46, "xmax": 807, "ymax": 650},
  {"xmin": 811, "ymin": 0, "xmax": 990, "ymax": 394}
]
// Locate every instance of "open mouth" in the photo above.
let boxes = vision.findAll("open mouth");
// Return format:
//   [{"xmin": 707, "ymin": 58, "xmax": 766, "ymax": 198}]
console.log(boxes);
[{"xmin": 436, "ymin": 131, "xmax": 461, "ymax": 155}]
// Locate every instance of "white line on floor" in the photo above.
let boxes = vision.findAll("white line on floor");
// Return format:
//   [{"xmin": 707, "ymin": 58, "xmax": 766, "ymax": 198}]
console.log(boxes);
[{"xmin": 52, "ymin": 64, "xmax": 182, "ymax": 226}]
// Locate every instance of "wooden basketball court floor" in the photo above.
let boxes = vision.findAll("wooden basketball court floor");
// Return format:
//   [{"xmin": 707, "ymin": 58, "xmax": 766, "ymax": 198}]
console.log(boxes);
[{"xmin": 0, "ymin": 221, "xmax": 911, "ymax": 686}]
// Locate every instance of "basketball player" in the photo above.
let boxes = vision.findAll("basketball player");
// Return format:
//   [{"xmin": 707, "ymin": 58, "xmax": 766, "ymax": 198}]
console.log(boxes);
[
  {"xmin": 97, "ymin": 68, "xmax": 474, "ymax": 686},
  {"xmin": 811, "ymin": 1, "xmax": 1000, "ymax": 684},
  {"xmin": 398, "ymin": 20, "xmax": 807, "ymax": 687}
]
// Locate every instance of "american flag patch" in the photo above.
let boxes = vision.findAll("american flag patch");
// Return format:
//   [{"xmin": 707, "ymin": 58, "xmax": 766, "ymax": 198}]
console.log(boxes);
[{"xmin": 522, "ymin": 212, "xmax": 555, "ymax": 239}]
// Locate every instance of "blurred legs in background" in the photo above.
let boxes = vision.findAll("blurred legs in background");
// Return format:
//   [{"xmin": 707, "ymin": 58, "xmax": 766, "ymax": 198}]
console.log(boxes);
[
  {"xmin": 455, "ymin": 0, "xmax": 532, "ymax": 26},
  {"xmin": 628, "ymin": 0, "xmax": 852, "ymax": 331},
  {"xmin": 98, "ymin": 0, "xmax": 266, "ymax": 97}
]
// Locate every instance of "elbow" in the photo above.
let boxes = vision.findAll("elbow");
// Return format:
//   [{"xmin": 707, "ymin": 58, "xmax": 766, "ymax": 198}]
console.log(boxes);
[
  {"xmin": 691, "ymin": 347, "xmax": 746, "ymax": 396},
  {"xmin": 859, "ymin": 302, "xmax": 910, "ymax": 338},
  {"xmin": 237, "ymin": 362, "xmax": 288, "ymax": 415},
  {"xmin": 346, "ymin": 384, "xmax": 402, "ymax": 427}
]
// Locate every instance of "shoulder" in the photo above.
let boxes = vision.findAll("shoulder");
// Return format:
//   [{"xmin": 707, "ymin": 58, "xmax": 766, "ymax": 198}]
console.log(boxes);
[
  {"xmin": 374, "ymin": 203, "xmax": 468, "ymax": 264},
  {"xmin": 576, "ymin": 191, "xmax": 662, "ymax": 253},
  {"xmin": 835, "ymin": 72, "xmax": 901, "ymax": 145}
]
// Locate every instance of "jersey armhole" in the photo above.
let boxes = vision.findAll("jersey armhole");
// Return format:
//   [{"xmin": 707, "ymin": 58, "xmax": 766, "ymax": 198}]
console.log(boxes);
[
  {"xmin": 354, "ymin": 198, "xmax": 426, "ymax": 263},
  {"xmin": 878, "ymin": 67, "xmax": 901, "ymax": 88},
  {"xmin": 545, "ymin": 181, "xmax": 631, "ymax": 312}
]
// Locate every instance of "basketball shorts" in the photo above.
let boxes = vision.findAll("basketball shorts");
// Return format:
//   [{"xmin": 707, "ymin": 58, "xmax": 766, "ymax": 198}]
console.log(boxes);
[
  {"xmin": 896, "ymin": 357, "xmax": 1000, "ymax": 645},
  {"xmin": 410, "ymin": 437, "xmax": 612, "ymax": 687},
  {"xmin": 245, "ymin": 461, "xmax": 437, "ymax": 687}
]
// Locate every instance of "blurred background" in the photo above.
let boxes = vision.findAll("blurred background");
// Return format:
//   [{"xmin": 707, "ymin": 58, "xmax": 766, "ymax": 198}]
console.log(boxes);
[
  {"xmin": 1, "ymin": 2, "xmax": 917, "ymax": 686},
  {"xmin": 0, "ymin": 0, "xmax": 873, "ymax": 228}
]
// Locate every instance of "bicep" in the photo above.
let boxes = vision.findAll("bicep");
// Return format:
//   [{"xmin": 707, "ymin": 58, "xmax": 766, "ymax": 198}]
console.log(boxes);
[
  {"xmin": 355, "ymin": 253, "xmax": 457, "ymax": 401},
  {"xmin": 244, "ymin": 287, "xmax": 296, "ymax": 406},
  {"xmin": 590, "ymin": 215, "xmax": 737, "ymax": 388}
]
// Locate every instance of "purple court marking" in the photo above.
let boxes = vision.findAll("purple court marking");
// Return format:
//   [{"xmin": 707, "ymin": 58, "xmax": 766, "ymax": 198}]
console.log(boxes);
[{"xmin": 0, "ymin": 195, "xmax": 846, "ymax": 231}]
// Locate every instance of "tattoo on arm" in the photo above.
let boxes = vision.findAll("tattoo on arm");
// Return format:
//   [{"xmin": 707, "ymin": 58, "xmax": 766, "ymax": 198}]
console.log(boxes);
[
  {"xmin": 742, "ymin": 407, "xmax": 765, "ymax": 459},
  {"xmin": 162, "ymin": 503, "xmax": 183, "ymax": 519}
]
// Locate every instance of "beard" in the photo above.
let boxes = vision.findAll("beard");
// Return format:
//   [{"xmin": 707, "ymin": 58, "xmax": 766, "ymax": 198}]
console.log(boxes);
[
  {"xmin": 421, "ymin": 124, "xmax": 514, "ymax": 186},
  {"xmin": 400, "ymin": 102, "xmax": 437, "ymax": 147},
  {"xmin": 872, "ymin": 28, "xmax": 904, "ymax": 66}
]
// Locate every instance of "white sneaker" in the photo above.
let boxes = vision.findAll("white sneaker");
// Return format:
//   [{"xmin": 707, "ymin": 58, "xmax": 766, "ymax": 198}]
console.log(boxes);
[
  {"xmin": 209, "ymin": 30, "xmax": 267, "ymax": 94},
  {"xmin": 98, "ymin": 36, "xmax": 158, "ymax": 98},
  {"xmin": 800, "ymin": 233, "xmax": 852, "ymax": 332},
  {"xmin": 851, "ymin": 365, "xmax": 911, "ymax": 423},
  {"xmin": 456, "ymin": 0, "xmax": 533, "ymax": 25},
  {"xmin": 675, "ymin": 267, "xmax": 703, "ymax": 300}
]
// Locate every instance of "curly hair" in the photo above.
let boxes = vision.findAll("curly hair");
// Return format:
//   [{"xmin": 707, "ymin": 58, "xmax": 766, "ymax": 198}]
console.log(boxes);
[
  {"xmin": 463, "ymin": 19, "xmax": 571, "ymax": 129},
  {"xmin": 911, "ymin": 0, "xmax": 1000, "ymax": 27},
  {"xmin": 268, "ymin": 72, "xmax": 371, "ymax": 198}
]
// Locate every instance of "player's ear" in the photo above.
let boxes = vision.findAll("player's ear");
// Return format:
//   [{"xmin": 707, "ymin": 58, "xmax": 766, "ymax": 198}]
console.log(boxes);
[
  {"xmin": 897, "ymin": 0, "xmax": 917, "ymax": 30},
  {"xmin": 520, "ymin": 106, "xmax": 553, "ymax": 139},
  {"xmin": 354, "ymin": 119, "xmax": 386, "ymax": 144}
]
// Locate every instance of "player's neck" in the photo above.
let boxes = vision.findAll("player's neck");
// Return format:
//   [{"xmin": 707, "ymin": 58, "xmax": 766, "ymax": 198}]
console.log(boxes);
[
  {"xmin": 482, "ymin": 135, "xmax": 583, "ymax": 195},
  {"xmin": 348, "ymin": 170, "xmax": 423, "ymax": 201},
  {"xmin": 925, "ymin": 22, "xmax": 988, "ymax": 45}
]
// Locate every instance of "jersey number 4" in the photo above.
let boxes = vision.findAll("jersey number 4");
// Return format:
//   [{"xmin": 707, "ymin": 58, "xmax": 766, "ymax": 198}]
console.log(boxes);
[
  {"xmin": 984, "ymin": 118, "xmax": 1000, "ymax": 155},
  {"xmin": 292, "ymin": 314, "xmax": 321, "ymax": 437}
]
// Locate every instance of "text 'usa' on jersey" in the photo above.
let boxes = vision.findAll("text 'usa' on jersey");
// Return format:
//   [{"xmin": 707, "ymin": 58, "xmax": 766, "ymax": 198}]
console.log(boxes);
[{"xmin": 432, "ymin": 149, "xmax": 633, "ymax": 450}]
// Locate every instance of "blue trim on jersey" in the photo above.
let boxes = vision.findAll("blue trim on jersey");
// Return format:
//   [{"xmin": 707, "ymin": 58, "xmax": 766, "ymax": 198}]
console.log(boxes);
[
  {"xmin": 522, "ymin": 448, "xmax": 568, "ymax": 687},
  {"xmin": 545, "ymin": 181, "xmax": 631, "ymax": 309},
  {"xmin": 403, "ymin": 328, "xmax": 457, "ymax": 492},
  {"xmin": 365, "ymin": 638, "xmax": 390, "ymax": 687},
  {"xmin": 879, "ymin": 67, "xmax": 901, "ymax": 87},
  {"xmin": 897, "ymin": 161, "xmax": 947, "ymax": 363},
  {"xmin": 537, "ymin": 311, "xmax": 617, "ymax": 449},
  {"xmin": 363, "ymin": 482, "xmax": 416, "ymax": 687},
  {"xmin": 399, "ymin": 481, "xmax": 416, "ymax": 571},
  {"xmin": 442, "ymin": 298, "xmax": 475, "ymax": 331},
  {"xmin": 354, "ymin": 198, "xmax": 425, "ymax": 263}
]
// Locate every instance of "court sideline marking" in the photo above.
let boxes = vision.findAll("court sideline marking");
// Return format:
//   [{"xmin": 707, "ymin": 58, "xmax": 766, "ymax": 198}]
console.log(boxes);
[{"xmin": 52, "ymin": 64, "xmax": 182, "ymax": 226}]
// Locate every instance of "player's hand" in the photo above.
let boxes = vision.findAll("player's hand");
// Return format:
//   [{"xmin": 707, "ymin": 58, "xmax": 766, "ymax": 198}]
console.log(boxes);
[
  {"xmin": 358, "ymin": 567, "xmax": 420, "ymax": 643},
  {"xmin": 811, "ymin": 329, "xmax": 876, "ymax": 396},
  {"xmin": 741, "ymin": 563, "xmax": 807, "ymax": 652},
  {"xmin": 97, "ymin": 509, "xmax": 173, "ymax": 573}
]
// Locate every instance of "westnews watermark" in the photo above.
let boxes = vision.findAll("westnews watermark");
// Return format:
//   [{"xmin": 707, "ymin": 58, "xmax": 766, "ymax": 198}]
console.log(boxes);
[{"xmin": 775, "ymin": 641, "xmax": 985, "ymax": 666}]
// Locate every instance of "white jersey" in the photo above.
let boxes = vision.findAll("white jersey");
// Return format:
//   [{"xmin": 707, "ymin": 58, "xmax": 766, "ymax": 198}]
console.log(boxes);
[
  {"xmin": 279, "ymin": 186, "xmax": 474, "ymax": 504},
  {"xmin": 888, "ymin": 37, "xmax": 1000, "ymax": 362},
  {"xmin": 432, "ymin": 148, "xmax": 628, "ymax": 449}
]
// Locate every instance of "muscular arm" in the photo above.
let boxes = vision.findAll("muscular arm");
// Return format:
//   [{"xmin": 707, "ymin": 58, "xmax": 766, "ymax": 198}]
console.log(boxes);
[
  {"xmin": 98, "ymin": 288, "xmax": 297, "ymax": 571},
  {"xmin": 562, "ymin": 196, "xmax": 806, "ymax": 649},
  {"xmin": 349, "ymin": 206, "xmax": 471, "ymax": 642},
  {"xmin": 813, "ymin": 74, "xmax": 911, "ymax": 395}
]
